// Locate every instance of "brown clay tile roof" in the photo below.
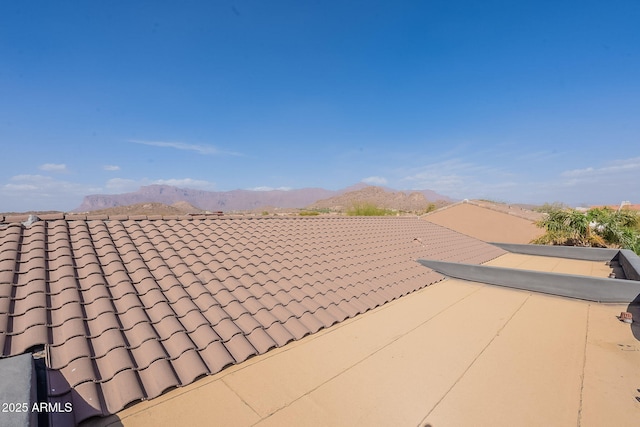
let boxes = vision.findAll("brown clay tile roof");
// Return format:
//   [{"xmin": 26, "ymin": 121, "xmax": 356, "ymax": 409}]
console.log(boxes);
[
  {"xmin": 0, "ymin": 216, "xmax": 504, "ymax": 425},
  {"xmin": 424, "ymin": 202, "xmax": 543, "ymax": 244},
  {"xmin": 593, "ymin": 204, "xmax": 640, "ymax": 211}
]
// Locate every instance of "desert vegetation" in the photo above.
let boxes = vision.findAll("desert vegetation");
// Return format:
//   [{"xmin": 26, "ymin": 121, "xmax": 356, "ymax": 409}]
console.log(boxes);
[
  {"xmin": 421, "ymin": 203, "xmax": 437, "ymax": 214},
  {"xmin": 534, "ymin": 202, "xmax": 569, "ymax": 213},
  {"xmin": 346, "ymin": 202, "xmax": 394, "ymax": 216},
  {"xmin": 532, "ymin": 206, "xmax": 640, "ymax": 254},
  {"xmin": 308, "ymin": 185, "xmax": 445, "ymax": 214}
]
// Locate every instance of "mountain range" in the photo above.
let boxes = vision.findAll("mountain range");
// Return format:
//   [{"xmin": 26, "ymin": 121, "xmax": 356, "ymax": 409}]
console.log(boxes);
[{"xmin": 74, "ymin": 183, "xmax": 452, "ymax": 212}]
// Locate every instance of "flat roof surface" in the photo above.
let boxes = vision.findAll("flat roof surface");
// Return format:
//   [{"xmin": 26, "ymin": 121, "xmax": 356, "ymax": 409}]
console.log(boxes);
[
  {"xmin": 424, "ymin": 202, "xmax": 543, "ymax": 244},
  {"xmin": 85, "ymin": 254, "xmax": 640, "ymax": 426}
]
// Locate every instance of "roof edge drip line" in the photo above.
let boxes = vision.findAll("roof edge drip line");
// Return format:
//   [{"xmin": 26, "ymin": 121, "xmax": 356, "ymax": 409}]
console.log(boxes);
[{"xmin": 417, "ymin": 259, "xmax": 640, "ymax": 304}]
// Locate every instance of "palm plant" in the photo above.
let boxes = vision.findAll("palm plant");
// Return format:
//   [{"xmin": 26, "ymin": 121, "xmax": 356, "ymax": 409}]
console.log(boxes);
[
  {"xmin": 532, "ymin": 206, "xmax": 640, "ymax": 254},
  {"xmin": 533, "ymin": 208, "xmax": 605, "ymax": 247}
]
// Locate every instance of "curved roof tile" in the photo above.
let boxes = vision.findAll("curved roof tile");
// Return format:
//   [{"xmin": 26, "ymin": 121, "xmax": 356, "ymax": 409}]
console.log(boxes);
[{"xmin": 0, "ymin": 216, "xmax": 504, "ymax": 424}]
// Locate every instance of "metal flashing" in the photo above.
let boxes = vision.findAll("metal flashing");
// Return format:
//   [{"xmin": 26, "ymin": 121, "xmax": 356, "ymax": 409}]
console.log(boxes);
[
  {"xmin": 418, "ymin": 259, "xmax": 640, "ymax": 303},
  {"xmin": 0, "ymin": 353, "xmax": 37, "ymax": 426},
  {"xmin": 490, "ymin": 243, "xmax": 640, "ymax": 281},
  {"xmin": 619, "ymin": 249, "xmax": 640, "ymax": 281},
  {"xmin": 490, "ymin": 243, "xmax": 619, "ymax": 261}
]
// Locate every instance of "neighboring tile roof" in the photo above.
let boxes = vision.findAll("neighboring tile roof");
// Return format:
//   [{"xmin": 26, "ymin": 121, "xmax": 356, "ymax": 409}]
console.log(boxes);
[
  {"xmin": 0, "ymin": 216, "xmax": 505, "ymax": 425},
  {"xmin": 424, "ymin": 202, "xmax": 544, "ymax": 244},
  {"xmin": 591, "ymin": 204, "xmax": 640, "ymax": 211}
]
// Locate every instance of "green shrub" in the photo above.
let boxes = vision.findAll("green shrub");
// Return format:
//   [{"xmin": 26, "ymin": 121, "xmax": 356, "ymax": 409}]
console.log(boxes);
[
  {"xmin": 535, "ymin": 202, "xmax": 569, "ymax": 213},
  {"xmin": 346, "ymin": 202, "xmax": 393, "ymax": 216},
  {"xmin": 299, "ymin": 211, "xmax": 320, "ymax": 216},
  {"xmin": 423, "ymin": 203, "xmax": 437, "ymax": 214}
]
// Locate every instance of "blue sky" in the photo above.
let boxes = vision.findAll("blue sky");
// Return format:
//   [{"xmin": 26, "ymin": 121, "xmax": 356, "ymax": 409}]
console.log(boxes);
[{"xmin": 1, "ymin": 0, "xmax": 639, "ymax": 211}]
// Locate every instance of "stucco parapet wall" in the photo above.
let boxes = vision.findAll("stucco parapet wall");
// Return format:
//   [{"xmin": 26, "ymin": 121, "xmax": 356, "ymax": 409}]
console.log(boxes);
[
  {"xmin": 492, "ymin": 243, "xmax": 640, "ymax": 281},
  {"xmin": 619, "ymin": 249, "xmax": 640, "ymax": 281},
  {"xmin": 418, "ymin": 259, "xmax": 640, "ymax": 303},
  {"xmin": 491, "ymin": 242, "xmax": 620, "ymax": 261}
]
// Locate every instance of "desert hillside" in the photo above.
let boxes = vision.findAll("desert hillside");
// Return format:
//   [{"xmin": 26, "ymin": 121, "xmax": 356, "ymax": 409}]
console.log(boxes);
[
  {"xmin": 70, "ymin": 202, "xmax": 206, "ymax": 217},
  {"xmin": 308, "ymin": 186, "xmax": 450, "ymax": 212},
  {"xmin": 75, "ymin": 185, "xmax": 338, "ymax": 212}
]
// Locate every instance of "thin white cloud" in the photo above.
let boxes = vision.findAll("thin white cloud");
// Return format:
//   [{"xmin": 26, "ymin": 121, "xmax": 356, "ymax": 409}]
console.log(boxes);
[
  {"xmin": 38, "ymin": 163, "xmax": 67, "ymax": 172},
  {"xmin": 514, "ymin": 150, "xmax": 562, "ymax": 162},
  {"xmin": 103, "ymin": 165, "xmax": 120, "ymax": 171},
  {"xmin": 401, "ymin": 158, "xmax": 514, "ymax": 200},
  {"xmin": 105, "ymin": 177, "xmax": 216, "ymax": 193},
  {"xmin": 1, "ymin": 174, "xmax": 101, "ymax": 211},
  {"xmin": 562, "ymin": 167, "xmax": 595, "ymax": 178},
  {"xmin": 362, "ymin": 176, "xmax": 388, "ymax": 185},
  {"xmin": 561, "ymin": 157, "xmax": 640, "ymax": 178},
  {"xmin": 248, "ymin": 186, "xmax": 293, "ymax": 191},
  {"xmin": 530, "ymin": 156, "xmax": 640, "ymax": 205},
  {"xmin": 1, "ymin": 173, "xmax": 218, "ymax": 211},
  {"xmin": 129, "ymin": 139, "xmax": 241, "ymax": 156},
  {"xmin": 3, "ymin": 174, "xmax": 100, "ymax": 194},
  {"xmin": 105, "ymin": 178, "xmax": 139, "ymax": 192},
  {"xmin": 153, "ymin": 178, "xmax": 216, "ymax": 190},
  {"xmin": 402, "ymin": 154, "xmax": 640, "ymax": 205},
  {"xmin": 9, "ymin": 174, "xmax": 50, "ymax": 183},
  {"xmin": 4, "ymin": 183, "xmax": 38, "ymax": 191}
]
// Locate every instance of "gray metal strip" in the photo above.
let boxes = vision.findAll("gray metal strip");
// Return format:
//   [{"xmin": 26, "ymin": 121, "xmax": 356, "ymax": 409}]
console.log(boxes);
[
  {"xmin": 418, "ymin": 259, "xmax": 640, "ymax": 303},
  {"xmin": 490, "ymin": 243, "xmax": 619, "ymax": 261}
]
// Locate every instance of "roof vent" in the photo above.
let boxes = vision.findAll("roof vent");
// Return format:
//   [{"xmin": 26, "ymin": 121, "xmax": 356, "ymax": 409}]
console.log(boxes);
[{"xmin": 22, "ymin": 215, "xmax": 41, "ymax": 228}]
